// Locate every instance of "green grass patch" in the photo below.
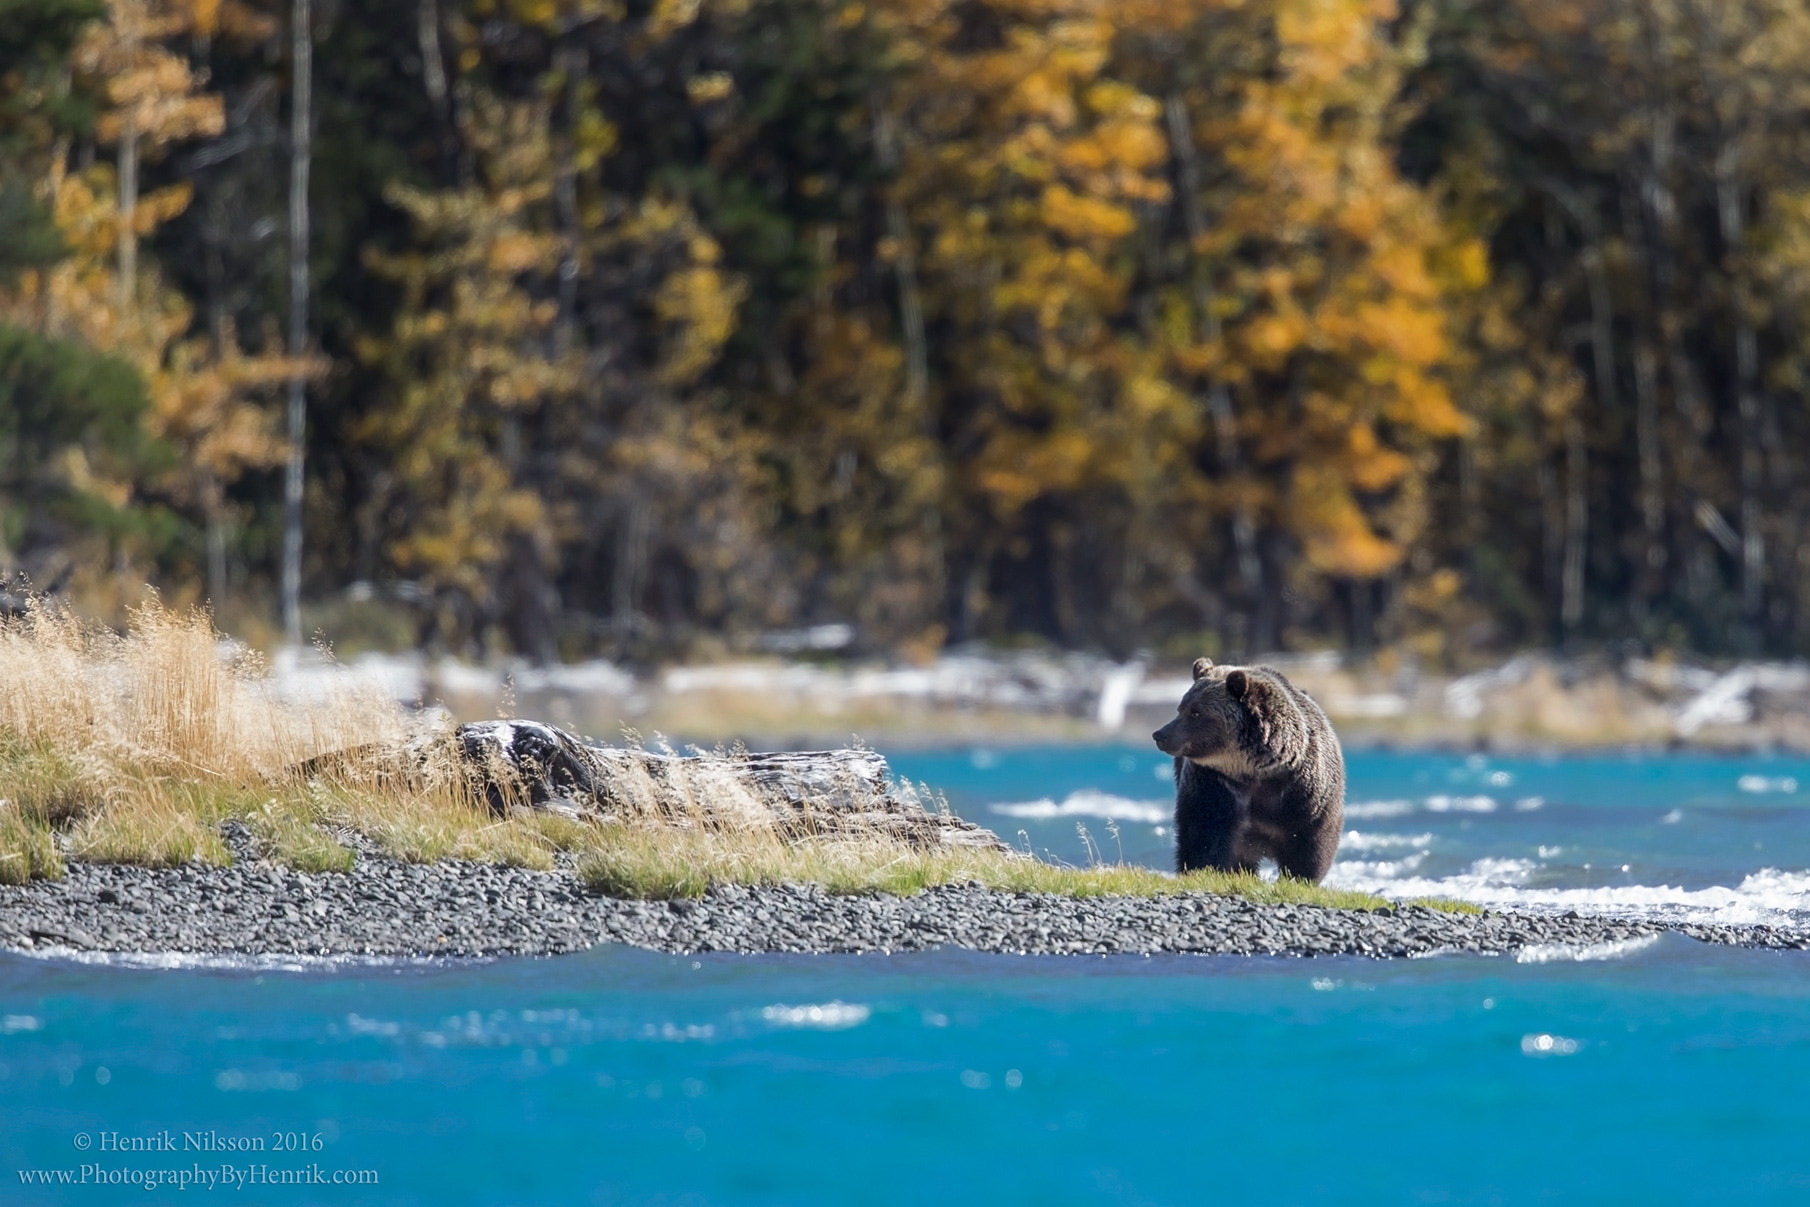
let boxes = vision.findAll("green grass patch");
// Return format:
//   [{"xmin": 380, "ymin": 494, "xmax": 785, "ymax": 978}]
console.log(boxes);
[
  {"xmin": 0, "ymin": 805, "xmax": 63, "ymax": 884},
  {"xmin": 571, "ymin": 823, "xmax": 1404, "ymax": 909},
  {"xmin": 63, "ymin": 774, "xmax": 237, "ymax": 867},
  {"xmin": 0, "ymin": 736, "xmax": 95, "ymax": 826},
  {"xmin": 245, "ymin": 794, "xmax": 355, "ymax": 874},
  {"xmin": 1405, "ymin": 896, "xmax": 1483, "ymax": 915},
  {"xmin": 303, "ymin": 781, "xmax": 558, "ymax": 870}
]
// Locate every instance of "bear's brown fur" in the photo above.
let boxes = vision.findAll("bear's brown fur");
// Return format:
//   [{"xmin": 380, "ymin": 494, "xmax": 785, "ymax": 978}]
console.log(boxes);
[{"xmin": 1151, "ymin": 658, "xmax": 1345, "ymax": 882}]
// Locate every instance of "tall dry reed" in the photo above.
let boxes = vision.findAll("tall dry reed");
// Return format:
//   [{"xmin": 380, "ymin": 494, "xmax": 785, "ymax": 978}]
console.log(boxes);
[
  {"xmin": 0, "ymin": 601, "xmax": 417, "ymax": 879},
  {"xmin": 0, "ymin": 601, "xmax": 406, "ymax": 780}
]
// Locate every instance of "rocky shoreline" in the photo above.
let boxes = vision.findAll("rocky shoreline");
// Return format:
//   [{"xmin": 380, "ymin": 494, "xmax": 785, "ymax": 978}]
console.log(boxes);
[{"xmin": 0, "ymin": 832, "xmax": 1803, "ymax": 961}]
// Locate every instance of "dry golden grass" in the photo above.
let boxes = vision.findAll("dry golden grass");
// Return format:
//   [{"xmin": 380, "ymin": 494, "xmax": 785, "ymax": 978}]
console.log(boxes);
[
  {"xmin": 0, "ymin": 600, "xmax": 1472, "ymax": 914},
  {"xmin": 0, "ymin": 600, "xmax": 416, "ymax": 876}
]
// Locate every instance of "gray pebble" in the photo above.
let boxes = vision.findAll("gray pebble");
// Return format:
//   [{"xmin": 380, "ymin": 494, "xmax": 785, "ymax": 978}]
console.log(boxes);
[{"xmin": 0, "ymin": 850, "xmax": 1802, "ymax": 960}]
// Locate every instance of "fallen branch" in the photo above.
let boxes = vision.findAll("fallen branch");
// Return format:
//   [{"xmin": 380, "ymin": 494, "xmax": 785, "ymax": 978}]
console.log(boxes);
[{"xmin": 450, "ymin": 720, "xmax": 1015, "ymax": 854}]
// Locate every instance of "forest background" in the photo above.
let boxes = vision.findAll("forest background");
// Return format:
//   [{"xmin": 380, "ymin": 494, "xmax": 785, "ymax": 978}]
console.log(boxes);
[{"xmin": 5, "ymin": 0, "xmax": 1810, "ymax": 672}]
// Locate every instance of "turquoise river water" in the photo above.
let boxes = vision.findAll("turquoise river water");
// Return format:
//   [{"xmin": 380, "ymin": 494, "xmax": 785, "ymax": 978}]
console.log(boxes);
[{"xmin": 4, "ymin": 748, "xmax": 1810, "ymax": 1204}]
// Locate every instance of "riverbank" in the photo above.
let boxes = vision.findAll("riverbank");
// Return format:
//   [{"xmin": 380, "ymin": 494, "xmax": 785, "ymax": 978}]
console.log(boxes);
[
  {"xmin": 6, "ymin": 605, "xmax": 1808, "ymax": 963},
  {"xmin": 2, "ymin": 835, "xmax": 1801, "ymax": 961},
  {"xmin": 279, "ymin": 644, "xmax": 1810, "ymax": 752}
]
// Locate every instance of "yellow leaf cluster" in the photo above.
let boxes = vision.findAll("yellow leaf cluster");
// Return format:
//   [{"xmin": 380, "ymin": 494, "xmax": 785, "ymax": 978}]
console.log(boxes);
[{"xmin": 1139, "ymin": 0, "xmax": 1480, "ymax": 581}]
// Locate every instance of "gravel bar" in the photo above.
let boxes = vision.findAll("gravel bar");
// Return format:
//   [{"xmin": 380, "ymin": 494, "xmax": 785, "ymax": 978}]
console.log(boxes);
[{"xmin": 0, "ymin": 832, "xmax": 1803, "ymax": 961}]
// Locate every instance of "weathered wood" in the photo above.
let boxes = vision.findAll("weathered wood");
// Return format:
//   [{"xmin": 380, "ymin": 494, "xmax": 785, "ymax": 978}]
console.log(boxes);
[{"xmin": 454, "ymin": 720, "xmax": 1013, "ymax": 853}]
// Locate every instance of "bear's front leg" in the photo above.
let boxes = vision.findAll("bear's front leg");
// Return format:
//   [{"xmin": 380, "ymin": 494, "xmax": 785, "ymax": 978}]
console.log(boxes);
[{"xmin": 1173, "ymin": 761, "xmax": 1245, "ymax": 874}]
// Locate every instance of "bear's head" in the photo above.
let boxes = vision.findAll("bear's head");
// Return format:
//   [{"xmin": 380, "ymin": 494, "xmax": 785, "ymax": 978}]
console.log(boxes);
[{"xmin": 1152, "ymin": 658, "xmax": 1302, "ymax": 777}]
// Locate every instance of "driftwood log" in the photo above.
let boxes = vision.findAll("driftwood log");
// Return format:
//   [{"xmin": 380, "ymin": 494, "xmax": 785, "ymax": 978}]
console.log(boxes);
[{"xmin": 452, "ymin": 720, "xmax": 1013, "ymax": 854}]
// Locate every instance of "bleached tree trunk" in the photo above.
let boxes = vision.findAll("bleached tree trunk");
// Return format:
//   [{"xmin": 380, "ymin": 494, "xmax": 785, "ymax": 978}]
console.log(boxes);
[
  {"xmin": 117, "ymin": 114, "xmax": 138, "ymax": 311},
  {"xmin": 417, "ymin": 0, "xmax": 447, "ymax": 111},
  {"xmin": 417, "ymin": 0, "xmax": 464, "ymax": 183},
  {"xmin": 611, "ymin": 495, "xmax": 649, "ymax": 640},
  {"xmin": 202, "ymin": 471, "xmax": 227, "ymax": 607},
  {"xmin": 282, "ymin": 0, "xmax": 313, "ymax": 645}
]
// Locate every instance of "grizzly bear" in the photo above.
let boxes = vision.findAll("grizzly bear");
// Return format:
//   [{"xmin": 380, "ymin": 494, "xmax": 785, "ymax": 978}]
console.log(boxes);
[{"xmin": 1151, "ymin": 658, "xmax": 1345, "ymax": 882}]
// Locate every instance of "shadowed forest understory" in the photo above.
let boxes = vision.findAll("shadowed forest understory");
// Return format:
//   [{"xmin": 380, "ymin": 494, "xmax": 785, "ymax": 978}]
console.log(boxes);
[{"xmin": 6, "ymin": 0, "xmax": 1810, "ymax": 666}]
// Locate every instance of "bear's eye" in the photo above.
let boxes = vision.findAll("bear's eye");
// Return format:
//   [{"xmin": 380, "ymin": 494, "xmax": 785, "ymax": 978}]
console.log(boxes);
[{"xmin": 1188, "ymin": 707, "xmax": 1200, "ymax": 718}]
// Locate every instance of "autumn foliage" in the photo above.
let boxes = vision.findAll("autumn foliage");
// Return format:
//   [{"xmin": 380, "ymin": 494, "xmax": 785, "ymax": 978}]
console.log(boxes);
[{"xmin": 5, "ymin": 0, "xmax": 1810, "ymax": 659}]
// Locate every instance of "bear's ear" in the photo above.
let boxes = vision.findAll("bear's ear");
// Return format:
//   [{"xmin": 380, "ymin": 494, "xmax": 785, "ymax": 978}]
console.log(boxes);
[
  {"xmin": 1224, "ymin": 669, "xmax": 1248, "ymax": 699},
  {"xmin": 1192, "ymin": 657, "xmax": 1215, "ymax": 681}
]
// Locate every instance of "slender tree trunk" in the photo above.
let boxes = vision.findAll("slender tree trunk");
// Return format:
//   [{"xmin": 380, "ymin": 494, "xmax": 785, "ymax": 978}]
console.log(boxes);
[
  {"xmin": 611, "ymin": 494, "xmax": 649, "ymax": 641},
  {"xmin": 1115, "ymin": 538, "xmax": 1143, "ymax": 650},
  {"xmin": 553, "ymin": 42, "xmax": 583, "ymax": 360},
  {"xmin": 1458, "ymin": 434, "xmax": 1480, "ymax": 588},
  {"xmin": 282, "ymin": 0, "xmax": 313, "ymax": 646},
  {"xmin": 1633, "ymin": 341, "xmax": 1664, "ymax": 584},
  {"xmin": 1562, "ymin": 416, "xmax": 1587, "ymax": 636},
  {"xmin": 1667, "ymin": 342, "xmax": 1712, "ymax": 585},
  {"xmin": 1566, "ymin": 210, "xmax": 1610, "ymax": 640},
  {"xmin": 1165, "ymin": 94, "xmax": 1260, "ymax": 599},
  {"xmin": 1347, "ymin": 578, "xmax": 1374, "ymax": 652},
  {"xmin": 1622, "ymin": 177, "xmax": 1665, "ymax": 620},
  {"xmin": 1252, "ymin": 527, "xmax": 1286, "ymax": 654},
  {"xmin": 1537, "ymin": 458, "xmax": 1560, "ymax": 632},
  {"xmin": 1537, "ymin": 184, "xmax": 1610, "ymax": 639},
  {"xmin": 957, "ymin": 557, "xmax": 986, "ymax": 646},
  {"xmin": 1716, "ymin": 148, "xmax": 1764, "ymax": 640},
  {"xmin": 873, "ymin": 99, "xmax": 944, "ymax": 640},
  {"xmin": 116, "ymin": 114, "xmax": 138, "ymax": 312},
  {"xmin": 417, "ymin": 0, "xmax": 447, "ymax": 110},
  {"xmin": 1636, "ymin": 18, "xmax": 1696, "ymax": 628},
  {"xmin": 872, "ymin": 107, "xmax": 927, "ymax": 412},
  {"xmin": 206, "ymin": 484, "xmax": 229, "ymax": 608},
  {"xmin": 493, "ymin": 35, "xmax": 586, "ymax": 664},
  {"xmin": 204, "ymin": 194, "xmax": 231, "ymax": 609},
  {"xmin": 1580, "ymin": 241, "xmax": 1618, "ymax": 416},
  {"xmin": 417, "ymin": 0, "xmax": 468, "ymax": 186},
  {"xmin": 1048, "ymin": 522, "xmax": 1079, "ymax": 644},
  {"xmin": 1761, "ymin": 387, "xmax": 1792, "ymax": 644}
]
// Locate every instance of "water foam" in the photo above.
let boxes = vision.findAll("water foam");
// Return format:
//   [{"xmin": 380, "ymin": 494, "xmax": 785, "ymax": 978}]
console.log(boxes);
[
  {"xmin": 1331, "ymin": 853, "xmax": 1429, "ymax": 880},
  {"xmin": 10, "ymin": 948, "xmax": 459, "ymax": 973},
  {"xmin": 1344, "ymin": 800, "xmax": 1416, "ymax": 819},
  {"xmin": 1328, "ymin": 859, "xmax": 1810, "ymax": 926},
  {"xmin": 1345, "ymin": 794, "xmax": 1517, "ymax": 819},
  {"xmin": 1425, "ymin": 795, "xmax": 1498, "ymax": 813},
  {"xmin": 991, "ymin": 790, "xmax": 1170, "ymax": 825},
  {"xmin": 1340, "ymin": 831, "xmax": 1433, "ymax": 852},
  {"xmin": 1515, "ymin": 935, "xmax": 1662, "ymax": 963}
]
